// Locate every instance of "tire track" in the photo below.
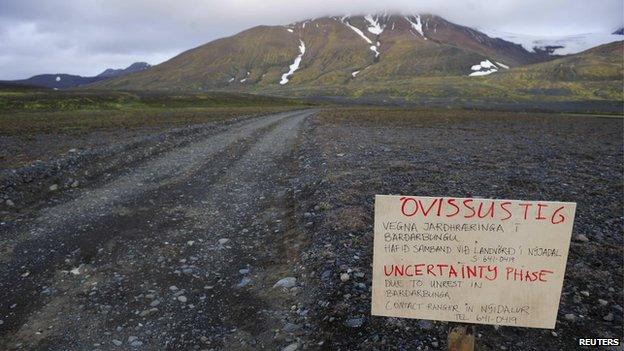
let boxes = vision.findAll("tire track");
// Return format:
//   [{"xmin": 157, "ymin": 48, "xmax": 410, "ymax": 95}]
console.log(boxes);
[{"xmin": 0, "ymin": 110, "xmax": 316, "ymax": 350}]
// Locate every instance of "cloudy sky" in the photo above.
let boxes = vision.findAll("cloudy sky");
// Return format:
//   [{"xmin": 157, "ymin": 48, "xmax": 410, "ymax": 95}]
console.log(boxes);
[{"xmin": 0, "ymin": 0, "xmax": 622, "ymax": 79}]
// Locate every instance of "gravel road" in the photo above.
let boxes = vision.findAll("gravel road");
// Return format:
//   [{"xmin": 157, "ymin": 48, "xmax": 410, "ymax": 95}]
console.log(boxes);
[{"xmin": 0, "ymin": 109, "xmax": 317, "ymax": 350}]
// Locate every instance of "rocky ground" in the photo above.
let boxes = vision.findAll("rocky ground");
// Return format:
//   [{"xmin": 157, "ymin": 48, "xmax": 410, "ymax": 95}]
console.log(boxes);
[
  {"xmin": 0, "ymin": 108, "xmax": 622, "ymax": 350},
  {"xmin": 292, "ymin": 109, "xmax": 623, "ymax": 351}
]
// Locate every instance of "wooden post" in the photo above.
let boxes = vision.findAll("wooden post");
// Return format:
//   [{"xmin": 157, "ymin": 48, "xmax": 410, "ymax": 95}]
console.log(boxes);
[{"xmin": 448, "ymin": 325, "xmax": 475, "ymax": 351}]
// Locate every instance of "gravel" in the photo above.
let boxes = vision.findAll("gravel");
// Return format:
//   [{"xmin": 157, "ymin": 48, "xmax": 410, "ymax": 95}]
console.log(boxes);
[
  {"xmin": 236, "ymin": 277, "xmax": 252, "ymax": 288},
  {"xmin": 0, "ymin": 110, "xmax": 317, "ymax": 350},
  {"xmin": 283, "ymin": 322, "xmax": 300, "ymax": 332},
  {"xmin": 291, "ymin": 109, "xmax": 623, "ymax": 351},
  {"xmin": 344, "ymin": 317, "xmax": 364, "ymax": 328},
  {"xmin": 282, "ymin": 343, "xmax": 298, "ymax": 351},
  {"xmin": 0, "ymin": 109, "xmax": 620, "ymax": 351},
  {"xmin": 274, "ymin": 277, "xmax": 297, "ymax": 289},
  {"xmin": 574, "ymin": 234, "xmax": 590, "ymax": 242},
  {"xmin": 564, "ymin": 314, "xmax": 577, "ymax": 322}
]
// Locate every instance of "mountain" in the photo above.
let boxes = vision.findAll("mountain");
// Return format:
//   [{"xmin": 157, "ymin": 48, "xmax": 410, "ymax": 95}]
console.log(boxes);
[
  {"xmin": 91, "ymin": 14, "xmax": 552, "ymax": 91},
  {"xmin": 476, "ymin": 41, "xmax": 623, "ymax": 102},
  {"xmin": 2, "ymin": 74, "xmax": 106, "ymax": 90},
  {"xmin": 97, "ymin": 62, "xmax": 151, "ymax": 78},
  {"xmin": 478, "ymin": 28, "xmax": 623, "ymax": 55},
  {"xmin": 613, "ymin": 27, "xmax": 624, "ymax": 35},
  {"xmin": 262, "ymin": 41, "xmax": 623, "ymax": 104},
  {"xmin": 89, "ymin": 14, "xmax": 622, "ymax": 104},
  {"xmin": 494, "ymin": 41, "xmax": 623, "ymax": 82},
  {"xmin": 1, "ymin": 62, "xmax": 150, "ymax": 89}
]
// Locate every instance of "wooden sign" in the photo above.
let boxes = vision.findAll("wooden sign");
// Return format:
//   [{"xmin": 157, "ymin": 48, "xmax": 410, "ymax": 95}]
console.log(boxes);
[{"xmin": 371, "ymin": 195, "xmax": 576, "ymax": 329}]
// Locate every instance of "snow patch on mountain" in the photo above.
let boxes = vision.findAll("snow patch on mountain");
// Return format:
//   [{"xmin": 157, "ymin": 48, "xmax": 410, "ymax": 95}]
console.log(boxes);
[
  {"xmin": 495, "ymin": 61, "xmax": 509, "ymax": 69},
  {"xmin": 469, "ymin": 59, "xmax": 499, "ymax": 76},
  {"xmin": 478, "ymin": 28, "xmax": 622, "ymax": 55},
  {"xmin": 341, "ymin": 17, "xmax": 384, "ymax": 57},
  {"xmin": 471, "ymin": 60, "xmax": 496, "ymax": 71},
  {"xmin": 364, "ymin": 14, "xmax": 384, "ymax": 35},
  {"xmin": 352, "ymin": 70, "xmax": 360, "ymax": 77},
  {"xmin": 240, "ymin": 71, "xmax": 250, "ymax": 83},
  {"xmin": 370, "ymin": 45, "xmax": 380, "ymax": 57},
  {"xmin": 280, "ymin": 40, "xmax": 306, "ymax": 85},
  {"xmin": 342, "ymin": 19, "xmax": 373, "ymax": 44},
  {"xmin": 405, "ymin": 15, "xmax": 426, "ymax": 39}
]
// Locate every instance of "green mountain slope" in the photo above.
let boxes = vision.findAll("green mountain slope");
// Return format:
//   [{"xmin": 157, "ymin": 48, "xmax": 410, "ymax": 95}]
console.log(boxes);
[
  {"xmin": 494, "ymin": 41, "xmax": 623, "ymax": 82},
  {"xmin": 484, "ymin": 41, "xmax": 624, "ymax": 101},
  {"xmin": 257, "ymin": 41, "xmax": 623, "ymax": 103},
  {"xmin": 90, "ymin": 14, "xmax": 622, "ymax": 104},
  {"xmin": 92, "ymin": 14, "xmax": 549, "ymax": 90}
]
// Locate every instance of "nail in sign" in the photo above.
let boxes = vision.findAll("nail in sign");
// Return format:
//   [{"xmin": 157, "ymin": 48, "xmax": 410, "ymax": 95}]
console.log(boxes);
[{"xmin": 371, "ymin": 195, "xmax": 576, "ymax": 329}]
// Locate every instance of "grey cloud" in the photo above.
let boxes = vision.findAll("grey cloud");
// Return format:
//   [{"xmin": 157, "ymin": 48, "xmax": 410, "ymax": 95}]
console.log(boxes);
[{"xmin": 0, "ymin": 0, "xmax": 621, "ymax": 79}]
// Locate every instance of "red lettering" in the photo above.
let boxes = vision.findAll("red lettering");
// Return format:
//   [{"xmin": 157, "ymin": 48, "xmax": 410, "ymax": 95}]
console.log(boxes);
[
  {"xmin": 505, "ymin": 267, "xmax": 554, "ymax": 282},
  {"xmin": 519, "ymin": 203, "xmax": 532, "ymax": 220},
  {"xmin": 436, "ymin": 198, "xmax": 443, "ymax": 216},
  {"xmin": 500, "ymin": 201, "xmax": 512, "ymax": 220},
  {"xmin": 446, "ymin": 198, "xmax": 460, "ymax": 217},
  {"xmin": 528, "ymin": 271, "xmax": 538, "ymax": 281},
  {"xmin": 427, "ymin": 264, "xmax": 436, "ymax": 276},
  {"xmin": 449, "ymin": 265, "xmax": 458, "ymax": 278},
  {"xmin": 400, "ymin": 197, "xmax": 418, "ymax": 217},
  {"xmin": 551, "ymin": 206, "xmax": 566, "ymax": 224},
  {"xmin": 384, "ymin": 265, "xmax": 394, "ymax": 276},
  {"xmin": 485, "ymin": 266, "xmax": 498, "ymax": 281},
  {"xmin": 404, "ymin": 265, "xmax": 413, "ymax": 276},
  {"xmin": 463, "ymin": 199, "xmax": 476, "ymax": 218},
  {"xmin": 477, "ymin": 201, "xmax": 495, "ymax": 218},
  {"xmin": 418, "ymin": 198, "xmax": 439, "ymax": 217},
  {"xmin": 505, "ymin": 267, "xmax": 514, "ymax": 280},
  {"xmin": 539, "ymin": 270, "xmax": 554, "ymax": 282},
  {"xmin": 536, "ymin": 203, "xmax": 548, "ymax": 220},
  {"xmin": 437, "ymin": 264, "xmax": 448, "ymax": 276},
  {"xmin": 466, "ymin": 265, "xmax": 477, "ymax": 278}
]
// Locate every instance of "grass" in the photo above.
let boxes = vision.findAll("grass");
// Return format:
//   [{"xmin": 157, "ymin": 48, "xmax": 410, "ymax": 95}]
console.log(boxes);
[
  {"xmin": 313, "ymin": 107, "xmax": 487, "ymax": 126},
  {"xmin": 313, "ymin": 106, "xmax": 624, "ymax": 127},
  {"xmin": 0, "ymin": 89, "xmax": 315, "ymax": 136},
  {"xmin": 257, "ymin": 75, "xmax": 624, "ymax": 102},
  {"xmin": 0, "ymin": 107, "xmax": 301, "ymax": 136}
]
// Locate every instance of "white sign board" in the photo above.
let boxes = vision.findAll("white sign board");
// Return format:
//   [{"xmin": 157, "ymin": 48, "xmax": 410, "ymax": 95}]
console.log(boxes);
[{"xmin": 371, "ymin": 195, "xmax": 576, "ymax": 329}]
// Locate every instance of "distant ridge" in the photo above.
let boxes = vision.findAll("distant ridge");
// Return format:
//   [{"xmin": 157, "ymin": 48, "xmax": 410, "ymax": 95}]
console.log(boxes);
[
  {"xmin": 97, "ymin": 62, "xmax": 151, "ymax": 78},
  {"xmin": 1, "ymin": 62, "xmax": 151, "ymax": 89}
]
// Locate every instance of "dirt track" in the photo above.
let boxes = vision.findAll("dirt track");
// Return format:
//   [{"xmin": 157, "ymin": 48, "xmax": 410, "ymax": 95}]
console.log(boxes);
[{"xmin": 0, "ymin": 109, "xmax": 316, "ymax": 350}]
